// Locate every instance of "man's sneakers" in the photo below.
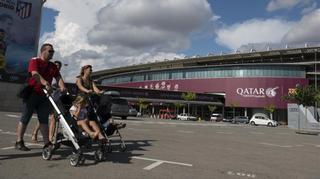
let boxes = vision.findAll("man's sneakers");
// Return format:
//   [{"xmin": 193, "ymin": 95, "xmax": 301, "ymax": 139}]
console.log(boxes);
[{"xmin": 15, "ymin": 140, "xmax": 30, "ymax": 151}]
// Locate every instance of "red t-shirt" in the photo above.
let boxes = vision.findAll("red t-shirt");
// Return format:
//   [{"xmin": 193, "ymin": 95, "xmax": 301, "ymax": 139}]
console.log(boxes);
[{"xmin": 28, "ymin": 57, "xmax": 61, "ymax": 95}]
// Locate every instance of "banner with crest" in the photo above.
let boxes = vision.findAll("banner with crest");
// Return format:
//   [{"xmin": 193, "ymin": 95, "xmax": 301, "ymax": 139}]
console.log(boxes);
[{"xmin": 0, "ymin": 0, "xmax": 42, "ymax": 83}]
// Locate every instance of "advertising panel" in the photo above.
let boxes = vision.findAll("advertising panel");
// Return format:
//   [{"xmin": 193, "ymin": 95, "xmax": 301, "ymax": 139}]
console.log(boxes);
[
  {"xmin": 0, "ymin": 0, "xmax": 42, "ymax": 83},
  {"xmin": 112, "ymin": 77, "xmax": 308, "ymax": 109}
]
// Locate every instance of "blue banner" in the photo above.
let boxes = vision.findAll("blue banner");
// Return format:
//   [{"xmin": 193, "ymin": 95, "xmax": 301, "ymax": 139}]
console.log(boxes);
[{"xmin": 0, "ymin": 0, "xmax": 42, "ymax": 83}]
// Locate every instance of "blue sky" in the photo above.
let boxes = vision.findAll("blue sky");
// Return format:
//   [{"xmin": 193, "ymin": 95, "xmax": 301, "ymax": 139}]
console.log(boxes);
[{"xmin": 40, "ymin": 0, "xmax": 320, "ymax": 81}]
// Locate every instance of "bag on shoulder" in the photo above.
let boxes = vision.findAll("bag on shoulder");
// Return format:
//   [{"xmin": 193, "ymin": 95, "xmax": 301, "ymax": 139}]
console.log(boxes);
[{"xmin": 17, "ymin": 83, "xmax": 33, "ymax": 99}]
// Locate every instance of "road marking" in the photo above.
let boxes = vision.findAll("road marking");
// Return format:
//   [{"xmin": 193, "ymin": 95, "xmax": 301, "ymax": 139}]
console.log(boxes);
[
  {"xmin": 127, "ymin": 128, "xmax": 150, "ymax": 131},
  {"xmin": 227, "ymin": 171, "xmax": 256, "ymax": 178},
  {"xmin": 118, "ymin": 120, "xmax": 230, "ymax": 127},
  {"xmin": 6, "ymin": 114, "xmax": 37, "ymax": 119},
  {"xmin": 6, "ymin": 114, "xmax": 21, "ymax": 118},
  {"xmin": 132, "ymin": 156, "xmax": 192, "ymax": 170},
  {"xmin": 303, "ymin": 143, "xmax": 320, "ymax": 147},
  {"xmin": 216, "ymin": 131, "xmax": 232, "ymax": 134},
  {"xmin": 143, "ymin": 161, "xmax": 164, "ymax": 170},
  {"xmin": 260, "ymin": 142, "xmax": 292, "ymax": 148},
  {"xmin": 177, "ymin": 130, "xmax": 194, "ymax": 134},
  {"xmin": 2, "ymin": 142, "xmax": 43, "ymax": 150},
  {"xmin": 0, "ymin": 129, "xmax": 33, "ymax": 137},
  {"xmin": 250, "ymin": 132, "xmax": 264, "ymax": 134},
  {"xmin": 276, "ymin": 132, "xmax": 289, "ymax": 135},
  {"xmin": 295, "ymin": 145, "xmax": 304, "ymax": 147}
]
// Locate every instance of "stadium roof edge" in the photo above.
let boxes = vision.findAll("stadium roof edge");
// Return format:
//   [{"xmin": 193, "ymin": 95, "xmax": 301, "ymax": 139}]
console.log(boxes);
[{"xmin": 91, "ymin": 46, "xmax": 320, "ymax": 78}]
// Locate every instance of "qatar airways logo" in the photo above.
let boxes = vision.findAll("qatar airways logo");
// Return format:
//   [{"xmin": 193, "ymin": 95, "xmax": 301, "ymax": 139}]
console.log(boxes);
[{"xmin": 236, "ymin": 87, "xmax": 279, "ymax": 98}]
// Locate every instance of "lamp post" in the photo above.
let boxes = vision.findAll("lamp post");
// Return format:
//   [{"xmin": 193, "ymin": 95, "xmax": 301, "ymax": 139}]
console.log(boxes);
[{"xmin": 315, "ymin": 49, "xmax": 318, "ymax": 121}]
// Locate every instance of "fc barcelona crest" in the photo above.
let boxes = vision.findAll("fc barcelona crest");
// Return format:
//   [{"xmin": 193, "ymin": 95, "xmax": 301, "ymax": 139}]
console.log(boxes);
[{"xmin": 16, "ymin": 0, "xmax": 32, "ymax": 19}]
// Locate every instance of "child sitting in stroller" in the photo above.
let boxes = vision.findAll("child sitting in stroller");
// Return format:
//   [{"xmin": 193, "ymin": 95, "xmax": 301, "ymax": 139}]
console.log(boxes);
[{"xmin": 70, "ymin": 95, "xmax": 106, "ymax": 141}]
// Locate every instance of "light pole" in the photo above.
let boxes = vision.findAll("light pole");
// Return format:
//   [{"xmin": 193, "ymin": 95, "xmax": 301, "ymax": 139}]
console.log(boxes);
[
  {"xmin": 315, "ymin": 49, "xmax": 317, "ymax": 90},
  {"xmin": 315, "ymin": 49, "xmax": 318, "ymax": 121}
]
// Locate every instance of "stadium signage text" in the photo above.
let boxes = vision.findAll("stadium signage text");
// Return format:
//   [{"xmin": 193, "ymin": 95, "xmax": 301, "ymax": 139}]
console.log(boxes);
[
  {"xmin": 139, "ymin": 81, "xmax": 179, "ymax": 91},
  {"xmin": 236, "ymin": 87, "xmax": 279, "ymax": 98},
  {"xmin": 0, "ymin": 0, "xmax": 15, "ymax": 10}
]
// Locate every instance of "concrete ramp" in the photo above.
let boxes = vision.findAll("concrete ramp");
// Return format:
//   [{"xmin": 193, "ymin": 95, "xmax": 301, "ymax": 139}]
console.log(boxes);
[{"xmin": 287, "ymin": 103, "xmax": 320, "ymax": 133}]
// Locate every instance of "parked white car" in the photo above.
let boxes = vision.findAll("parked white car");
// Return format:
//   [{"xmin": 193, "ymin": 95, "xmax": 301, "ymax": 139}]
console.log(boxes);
[
  {"xmin": 177, "ymin": 113, "xmax": 197, "ymax": 121},
  {"xmin": 249, "ymin": 113, "xmax": 278, "ymax": 127},
  {"xmin": 210, "ymin": 113, "xmax": 223, "ymax": 122}
]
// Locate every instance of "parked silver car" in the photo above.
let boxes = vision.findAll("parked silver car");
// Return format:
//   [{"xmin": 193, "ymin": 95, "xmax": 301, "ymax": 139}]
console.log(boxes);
[
  {"xmin": 232, "ymin": 116, "xmax": 249, "ymax": 123},
  {"xmin": 105, "ymin": 91, "xmax": 130, "ymax": 119},
  {"xmin": 128, "ymin": 107, "xmax": 138, "ymax": 117}
]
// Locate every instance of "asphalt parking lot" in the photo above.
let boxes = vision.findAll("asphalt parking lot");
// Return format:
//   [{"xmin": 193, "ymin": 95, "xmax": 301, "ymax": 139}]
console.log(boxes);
[{"xmin": 0, "ymin": 111, "xmax": 319, "ymax": 179}]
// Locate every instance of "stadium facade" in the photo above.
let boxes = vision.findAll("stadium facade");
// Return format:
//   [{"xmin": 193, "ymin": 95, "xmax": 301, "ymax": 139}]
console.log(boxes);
[{"xmin": 91, "ymin": 47, "xmax": 319, "ymax": 122}]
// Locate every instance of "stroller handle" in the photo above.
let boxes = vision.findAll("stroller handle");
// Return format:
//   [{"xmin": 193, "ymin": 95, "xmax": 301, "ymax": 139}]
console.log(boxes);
[{"xmin": 43, "ymin": 86, "xmax": 69, "ymax": 95}]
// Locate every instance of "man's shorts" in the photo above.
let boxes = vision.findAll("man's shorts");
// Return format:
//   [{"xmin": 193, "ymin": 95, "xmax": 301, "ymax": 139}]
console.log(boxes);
[{"xmin": 20, "ymin": 93, "xmax": 52, "ymax": 125}]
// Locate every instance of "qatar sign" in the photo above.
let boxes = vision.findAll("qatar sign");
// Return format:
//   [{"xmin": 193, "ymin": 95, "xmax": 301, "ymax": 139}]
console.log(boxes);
[
  {"xmin": 112, "ymin": 77, "xmax": 308, "ymax": 108},
  {"xmin": 236, "ymin": 86, "xmax": 279, "ymax": 98}
]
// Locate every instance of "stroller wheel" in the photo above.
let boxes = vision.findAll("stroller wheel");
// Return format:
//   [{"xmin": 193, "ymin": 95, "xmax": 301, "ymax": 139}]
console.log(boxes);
[
  {"xmin": 42, "ymin": 145, "xmax": 53, "ymax": 160},
  {"xmin": 119, "ymin": 143, "xmax": 127, "ymax": 152},
  {"xmin": 70, "ymin": 151, "xmax": 82, "ymax": 167},
  {"xmin": 94, "ymin": 150, "xmax": 105, "ymax": 162}
]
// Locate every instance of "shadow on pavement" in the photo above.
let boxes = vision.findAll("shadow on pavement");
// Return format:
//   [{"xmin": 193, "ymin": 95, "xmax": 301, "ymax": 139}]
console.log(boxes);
[{"xmin": 0, "ymin": 139, "xmax": 156, "ymax": 166}]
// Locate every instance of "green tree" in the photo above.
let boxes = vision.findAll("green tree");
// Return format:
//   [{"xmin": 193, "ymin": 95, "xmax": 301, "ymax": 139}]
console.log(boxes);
[
  {"xmin": 208, "ymin": 105, "xmax": 217, "ymax": 114},
  {"xmin": 182, "ymin": 92, "xmax": 196, "ymax": 114},
  {"xmin": 283, "ymin": 85, "xmax": 317, "ymax": 106},
  {"xmin": 264, "ymin": 104, "xmax": 275, "ymax": 120},
  {"xmin": 137, "ymin": 98, "xmax": 149, "ymax": 116},
  {"xmin": 174, "ymin": 102, "xmax": 185, "ymax": 115}
]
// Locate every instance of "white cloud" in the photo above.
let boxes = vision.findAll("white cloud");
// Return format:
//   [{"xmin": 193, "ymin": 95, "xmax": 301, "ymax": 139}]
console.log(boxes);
[
  {"xmin": 301, "ymin": 2, "xmax": 318, "ymax": 14},
  {"xmin": 215, "ymin": 8, "xmax": 320, "ymax": 52},
  {"xmin": 283, "ymin": 9, "xmax": 320, "ymax": 44},
  {"xmin": 88, "ymin": 0, "xmax": 212, "ymax": 52},
  {"xmin": 267, "ymin": 0, "xmax": 313, "ymax": 12},
  {"xmin": 215, "ymin": 19, "xmax": 295, "ymax": 50},
  {"xmin": 41, "ymin": 0, "xmax": 213, "ymax": 82}
]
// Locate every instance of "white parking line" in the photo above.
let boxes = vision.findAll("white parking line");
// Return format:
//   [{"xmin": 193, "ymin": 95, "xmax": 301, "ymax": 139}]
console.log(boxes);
[
  {"xmin": 2, "ymin": 142, "xmax": 43, "ymax": 150},
  {"xmin": 177, "ymin": 130, "xmax": 194, "ymax": 134},
  {"xmin": 127, "ymin": 128, "xmax": 150, "ymax": 131},
  {"xmin": 227, "ymin": 171, "xmax": 256, "ymax": 178},
  {"xmin": 275, "ymin": 133, "xmax": 289, "ymax": 135},
  {"xmin": 303, "ymin": 143, "xmax": 320, "ymax": 147},
  {"xmin": 132, "ymin": 156, "xmax": 192, "ymax": 170},
  {"xmin": 250, "ymin": 132, "xmax": 264, "ymax": 135},
  {"xmin": 295, "ymin": 145, "xmax": 304, "ymax": 147},
  {"xmin": 5, "ymin": 114, "xmax": 37, "ymax": 119},
  {"xmin": 216, "ymin": 131, "xmax": 232, "ymax": 134},
  {"xmin": 143, "ymin": 161, "xmax": 164, "ymax": 170},
  {"xmin": 260, "ymin": 142, "xmax": 292, "ymax": 148},
  {"xmin": 0, "ymin": 129, "xmax": 33, "ymax": 137},
  {"xmin": 121, "ymin": 120, "xmax": 230, "ymax": 127}
]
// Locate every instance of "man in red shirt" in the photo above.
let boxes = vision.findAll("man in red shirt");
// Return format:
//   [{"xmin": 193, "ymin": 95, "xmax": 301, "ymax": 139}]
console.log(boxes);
[{"xmin": 15, "ymin": 43, "xmax": 67, "ymax": 151}]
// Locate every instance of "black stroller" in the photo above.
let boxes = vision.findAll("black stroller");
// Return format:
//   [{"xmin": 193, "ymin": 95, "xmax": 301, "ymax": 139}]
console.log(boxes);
[
  {"xmin": 88, "ymin": 92, "xmax": 127, "ymax": 153},
  {"xmin": 42, "ymin": 89, "xmax": 107, "ymax": 166}
]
